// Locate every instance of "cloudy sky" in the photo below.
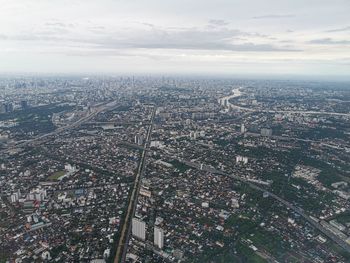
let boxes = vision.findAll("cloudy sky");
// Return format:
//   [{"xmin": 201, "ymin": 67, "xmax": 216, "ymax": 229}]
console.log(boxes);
[{"xmin": 0, "ymin": 0, "xmax": 349, "ymax": 78}]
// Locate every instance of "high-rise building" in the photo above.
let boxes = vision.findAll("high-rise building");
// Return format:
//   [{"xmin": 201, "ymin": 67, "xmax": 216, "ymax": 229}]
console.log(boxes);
[
  {"xmin": 132, "ymin": 218, "xmax": 146, "ymax": 240},
  {"xmin": 6, "ymin": 103, "xmax": 13, "ymax": 112},
  {"xmin": 134, "ymin": 134, "xmax": 144, "ymax": 145},
  {"xmin": 0, "ymin": 103, "xmax": 6, "ymax": 114},
  {"xmin": 11, "ymin": 193, "xmax": 19, "ymax": 203},
  {"xmin": 4, "ymin": 103, "xmax": 13, "ymax": 113},
  {"xmin": 154, "ymin": 226, "xmax": 164, "ymax": 249},
  {"xmin": 240, "ymin": 123, "xmax": 246, "ymax": 134},
  {"xmin": 261, "ymin": 128, "xmax": 272, "ymax": 137},
  {"xmin": 236, "ymin": 155, "xmax": 248, "ymax": 164},
  {"xmin": 21, "ymin": 100, "xmax": 29, "ymax": 110}
]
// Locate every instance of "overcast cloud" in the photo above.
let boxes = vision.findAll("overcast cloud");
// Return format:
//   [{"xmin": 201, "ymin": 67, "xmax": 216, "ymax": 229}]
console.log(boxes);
[{"xmin": 0, "ymin": 0, "xmax": 349, "ymax": 77}]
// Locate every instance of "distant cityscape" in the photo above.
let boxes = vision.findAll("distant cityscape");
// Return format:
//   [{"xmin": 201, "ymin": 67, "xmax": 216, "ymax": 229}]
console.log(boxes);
[{"xmin": 0, "ymin": 76, "xmax": 349, "ymax": 262}]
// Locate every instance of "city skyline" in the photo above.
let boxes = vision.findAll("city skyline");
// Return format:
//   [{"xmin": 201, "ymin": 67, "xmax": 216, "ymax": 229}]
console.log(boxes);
[{"xmin": 0, "ymin": 0, "xmax": 349, "ymax": 78}]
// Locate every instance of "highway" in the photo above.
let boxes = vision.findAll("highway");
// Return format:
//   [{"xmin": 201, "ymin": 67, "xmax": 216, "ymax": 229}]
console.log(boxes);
[
  {"xmin": 162, "ymin": 154, "xmax": 350, "ymax": 253},
  {"xmin": 1, "ymin": 101, "xmax": 118, "ymax": 153},
  {"xmin": 113, "ymin": 106, "xmax": 156, "ymax": 263}
]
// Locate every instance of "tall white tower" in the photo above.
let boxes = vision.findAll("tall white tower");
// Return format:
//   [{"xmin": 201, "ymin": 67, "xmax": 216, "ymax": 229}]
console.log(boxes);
[
  {"xmin": 132, "ymin": 218, "xmax": 146, "ymax": 241},
  {"xmin": 154, "ymin": 226, "xmax": 164, "ymax": 249},
  {"xmin": 240, "ymin": 123, "xmax": 246, "ymax": 134}
]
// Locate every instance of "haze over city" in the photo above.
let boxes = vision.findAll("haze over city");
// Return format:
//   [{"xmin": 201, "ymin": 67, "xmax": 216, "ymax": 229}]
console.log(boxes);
[{"xmin": 0, "ymin": 0, "xmax": 350, "ymax": 78}]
